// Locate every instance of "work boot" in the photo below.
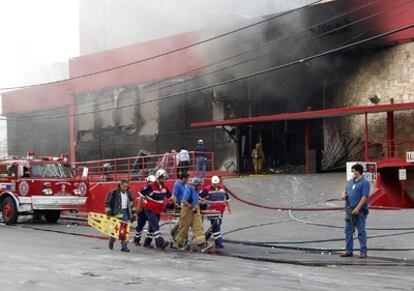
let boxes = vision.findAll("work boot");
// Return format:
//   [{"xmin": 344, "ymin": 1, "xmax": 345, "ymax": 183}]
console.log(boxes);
[
  {"xmin": 170, "ymin": 224, "xmax": 179, "ymax": 239},
  {"xmin": 133, "ymin": 237, "xmax": 141, "ymax": 246},
  {"xmin": 143, "ymin": 238, "xmax": 152, "ymax": 248},
  {"xmin": 358, "ymin": 253, "xmax": 368, "ymax": 259},
  {"xmin": 121, "ymin": 247, "xmax": 130, "ymax": 252},
  {"xmin": 215, "ymin": 238, "xmax": 224, "ymax": 249},
  {"xmin": 161, "ymin": 241, "xmax": 170, "ymax": 250},
  {"xmin": 339, "ymin": 252, "xmax": 353, "ymax": 257},
  {"xmin": 177, "ymin": 244, "xmax": 185, "ymax": 252},
  {"xmin": 215, "ymin": 242, "xmax": 224, "ymax": 249}
]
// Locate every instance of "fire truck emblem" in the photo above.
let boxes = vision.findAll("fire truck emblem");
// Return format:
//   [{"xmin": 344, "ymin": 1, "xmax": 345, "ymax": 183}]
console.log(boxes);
[
  {"xmin": 61, "ymin": 184, "xmax": 66, "ymax": 193},
  {"xmin": 79, "ymin": 182, "xmax": 87, "ymax": 196},
  {"xmin": 19, "ymin": 181, "xmax": 29, "ymax": 196}
]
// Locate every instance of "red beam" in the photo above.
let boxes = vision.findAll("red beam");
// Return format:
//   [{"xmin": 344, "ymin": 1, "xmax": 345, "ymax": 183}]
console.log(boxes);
[{"xmin": 191, "ymin": 102, "xmax": 414, "ymax": 128}]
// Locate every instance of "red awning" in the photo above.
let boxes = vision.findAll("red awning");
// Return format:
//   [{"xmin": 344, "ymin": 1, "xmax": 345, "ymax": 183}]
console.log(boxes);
[{"xmin": 191, "ymin": 102, "xmax": 414, "ymax": 128}]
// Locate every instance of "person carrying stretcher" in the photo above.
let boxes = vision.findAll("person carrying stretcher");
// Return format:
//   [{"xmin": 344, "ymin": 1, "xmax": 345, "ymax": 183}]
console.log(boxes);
[
  {"xmin": 175, "ymin": 177, "xmax": 211, "ymax": 252},
  {"xmin": 200, "ymin": 175, "xmax": 231, "ymax": 249}
]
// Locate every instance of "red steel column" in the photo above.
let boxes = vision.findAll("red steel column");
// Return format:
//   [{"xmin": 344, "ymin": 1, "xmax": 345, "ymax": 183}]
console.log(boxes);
[
  {"xmin": 364, "ymin": 112, "xmax": 369, "ymax": 161},
  {"xmin": 304, "ymin": 120, "xmax": 311, "ymax": 174},
  {"xmin": 387, "ymin": 111, "xmax": 395, "ymax": 159}
]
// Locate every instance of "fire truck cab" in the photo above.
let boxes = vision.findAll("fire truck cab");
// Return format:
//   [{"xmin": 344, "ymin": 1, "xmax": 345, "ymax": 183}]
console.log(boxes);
[{"xmin": 0, "ymin": 152, "xmax": 88, "ymax": 225}]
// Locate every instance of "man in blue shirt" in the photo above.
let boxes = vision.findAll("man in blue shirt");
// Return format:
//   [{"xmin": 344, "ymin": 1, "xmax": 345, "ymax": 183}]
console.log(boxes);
[
  {"xmin": 175, "ymin": 177, "xmax": 210, "ymax": 252},
  {"xmin": 173, "ymin": 173, "xmax": 190, "ymax": 205},
  {"xmin": 170, "ymin": 173, "xmax": 190, "ymax": 240},
  {"xmin": 340, "ymin": 164, "xmax": 370, "ymax": 258}
]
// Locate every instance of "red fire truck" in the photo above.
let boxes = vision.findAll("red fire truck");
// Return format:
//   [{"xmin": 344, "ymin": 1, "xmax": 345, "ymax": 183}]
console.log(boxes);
[{"xmin": 0, "ymin": 152, "xmax": 88, "ymax": 225}]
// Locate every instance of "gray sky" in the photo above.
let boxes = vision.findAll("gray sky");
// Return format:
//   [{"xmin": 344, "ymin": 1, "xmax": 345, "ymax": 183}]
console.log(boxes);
[
  {"xmin": 0, "ymin": 0, "xmax": 79, "ymax": 90},
  {"xmin": 0, "ymin": 0, "xmax": 315, "ymax": 91}
]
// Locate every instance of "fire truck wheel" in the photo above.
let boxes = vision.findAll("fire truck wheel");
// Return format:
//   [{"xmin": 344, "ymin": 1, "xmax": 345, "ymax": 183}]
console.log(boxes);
[
  {"xmin": 2, "ymin": 197, "xmax": 18, "ymax": 225},
  {"xmin": 45, "ymin": 210, "xmax": 61, "ymax": 223}
]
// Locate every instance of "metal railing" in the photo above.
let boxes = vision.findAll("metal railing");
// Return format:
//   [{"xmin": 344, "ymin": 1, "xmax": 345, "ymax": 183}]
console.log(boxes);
[{"xmin": 73, "ymin": 151, "xmax": 215, "ymax": 182}]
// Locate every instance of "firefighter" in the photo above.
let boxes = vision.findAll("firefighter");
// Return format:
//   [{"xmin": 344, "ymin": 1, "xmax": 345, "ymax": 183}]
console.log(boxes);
[
  {"xmin": 170, "ymin": 173, "xmax": 190, "ymax": 240},
  {"xmin": 251, "ymin": 142, "xmax": 265, "ymax": 174},
  {"xmin": 175, "ymin": 177, "xmax": 210, "ymax": 252},
  {"xmin": 100, "ymin": 162, "xmax": 114, "ymax": 181},
  {"xmin": 140, "ymin": 169, "xmax": 172, "ymax": 250},
  {"xmin": 105, "ymin": 178, "xmax": 136, "ymax": 252},
  {"xmin": 134, "ymin": 175, "xmax": 156, "ymax": 246},
  {"xmin": 177, "ymin": 147, "xmax": 190, "ymax": 177},
  {"xmin": 200, "ymin": 175, "xmax": 231, "ymax": 249}
]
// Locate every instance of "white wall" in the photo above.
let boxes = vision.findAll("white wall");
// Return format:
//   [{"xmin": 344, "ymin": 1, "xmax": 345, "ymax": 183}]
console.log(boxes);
[{"xmin": 0, "ymin": 95, "xmax": 7, "ymax": 156}]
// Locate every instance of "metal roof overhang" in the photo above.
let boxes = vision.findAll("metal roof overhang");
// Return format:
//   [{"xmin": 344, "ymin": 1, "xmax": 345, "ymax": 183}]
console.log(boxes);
[{"xmin": 191, "ymin": 102, "xmax": 414, "ymax": 128}]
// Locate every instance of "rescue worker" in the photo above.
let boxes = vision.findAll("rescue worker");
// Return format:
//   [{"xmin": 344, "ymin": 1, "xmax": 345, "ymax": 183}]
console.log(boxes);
[
  {"xmin": 169, "ymin": 150, "xmax": 178, "ymax": 179},
  {"xmin": 194, "ymin": 139, "xmax": 207, "ymax": 178},
  {"xmin": 251, "ymin": 142, "xmax": 265, "ymax": 174},
  {"xmin": 105, "ymin": 178, "xmax": 136, "ymax": 252},
  {"xmin": 177, "ymin": 147, "xmax": 190, "ymax": 177},
  {"xmin": 140, "ymin": 169, "xmax": 172, "ymax": 250},
  {"xmin": 101, "ymin": 162, "xmax": 113, "ymax": 181},
  {"xmin": 175, "ymin": 177, "xmax": 210, "ymax": 252},
  {"xmin": 134, "ymin": 175, "xmax": 156, "ymax": 246},
  {"xmin": 340, "ymin": 164, "xmax": 370, "ymax": 258},
  {"xmin": 170, "ymin": 173, "xmax": 190, "ymax": 240},
  {"xmin": 200, "ymin": 175, "xmax": 231, "ymax": 249}
]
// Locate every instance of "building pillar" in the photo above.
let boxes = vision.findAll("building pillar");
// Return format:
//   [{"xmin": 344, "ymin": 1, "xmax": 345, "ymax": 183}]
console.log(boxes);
[
  {"xmin": 304, "ymin": 120, "xmax": 312, "ymax": 174},
  {"xmin": 387, "ymin": 111, "xmax": 395, "ymax": 159},
  {"xmin": 364, "ymin": 112, "xmax": 369, "ymax": 161},
  {"xmin": 69, "ymin": 96, "xmax": 76, "ymax": 163}
]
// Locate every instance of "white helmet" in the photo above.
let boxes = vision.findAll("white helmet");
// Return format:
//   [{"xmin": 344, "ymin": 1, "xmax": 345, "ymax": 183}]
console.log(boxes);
[
  {"xmin": 197, "ymin": 139, "xmax": 204, "ymax": 144},
  {"xmin": 155, "ymin": 169, "xmax": 168, "ymax": 179},
  {"xmin": 146, "ymin": 175, "xmax": 156, "ymax": 182},
  {"xmin": 211, "ymin": 175, "xmax": 220, "ymax": 184}
]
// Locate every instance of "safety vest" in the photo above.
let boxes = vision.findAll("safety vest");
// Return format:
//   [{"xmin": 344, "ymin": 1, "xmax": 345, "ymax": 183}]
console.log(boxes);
[
  {"xmin": 203, "ymin": 185, "xmax": 229, "ymax": 213},
  {"xmin": 142, "ymin": 182, "xmax": 171, "ymax": 214}
]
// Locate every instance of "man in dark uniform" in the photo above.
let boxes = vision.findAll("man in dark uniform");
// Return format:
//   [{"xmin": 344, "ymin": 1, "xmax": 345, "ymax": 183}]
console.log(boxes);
[
  {"xmin": 200, "ymin": 175, "xmax": 231, "ymax": 249},
  {"xmin": 134, "ymin": 175, "xmax": 155, "ymax": 246},
  {"xmin": 140, "ymin": 169, "xmax": 172, "ymax": 250}
]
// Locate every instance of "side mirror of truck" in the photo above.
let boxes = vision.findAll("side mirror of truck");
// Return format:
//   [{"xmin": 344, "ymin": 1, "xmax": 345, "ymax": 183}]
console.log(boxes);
[{"xmin": 82, "ymin": 167, "xmax": 89, "ymax": 180}]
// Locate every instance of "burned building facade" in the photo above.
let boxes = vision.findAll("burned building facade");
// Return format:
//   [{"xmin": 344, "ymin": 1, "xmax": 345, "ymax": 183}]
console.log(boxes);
[{"xmin": 3, "ymin": 0, "xmax": 414, "ymax": 173}]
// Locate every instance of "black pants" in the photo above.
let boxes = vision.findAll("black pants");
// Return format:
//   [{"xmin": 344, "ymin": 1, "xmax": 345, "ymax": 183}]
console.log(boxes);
[
  {"xmin": 134, "ymin": 211, "xmax": 148, "ymax": 243},
  {"xmin": 178, "ymin": 161, "xmax": 190, "ymax": 176}
]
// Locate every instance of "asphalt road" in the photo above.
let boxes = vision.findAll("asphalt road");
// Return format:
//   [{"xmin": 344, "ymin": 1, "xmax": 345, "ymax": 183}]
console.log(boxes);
[
  {"xmin": 1, "ymin": 221, "xmax": 414, "ymax": 291},
  {"xmin": 1, "ymin": 173, "xmax": 414, "ymax": 290}
]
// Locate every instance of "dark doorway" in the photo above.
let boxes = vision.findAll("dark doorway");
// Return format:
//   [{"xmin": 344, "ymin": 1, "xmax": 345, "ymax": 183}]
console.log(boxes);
[{"xmin": 238, "ymin": 120, "xmax": 322, "ymax": 174}]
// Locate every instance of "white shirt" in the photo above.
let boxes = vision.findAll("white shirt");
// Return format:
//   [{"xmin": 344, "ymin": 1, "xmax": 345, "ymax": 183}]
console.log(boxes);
[
  {"xmin": 121, "ymin": 192, "xmax": 128, "ymax": 209},
  {"xmin": 178, "ymin": 149, "xmax": 190, "ymax": 162}
]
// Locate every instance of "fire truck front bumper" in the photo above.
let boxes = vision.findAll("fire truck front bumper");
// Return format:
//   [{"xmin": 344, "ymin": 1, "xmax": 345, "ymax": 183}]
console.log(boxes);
[{"xmin": 23, "ymin": 196, "xmax": 87, "ymax": 210}]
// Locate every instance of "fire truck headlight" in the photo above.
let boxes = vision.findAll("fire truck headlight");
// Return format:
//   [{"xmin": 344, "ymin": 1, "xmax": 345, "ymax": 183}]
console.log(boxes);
[
  {"xmin": 42, "ymin": 188, "xmax": 53, "ymax": 195},
  {"xmin": 73, "ymin": 189, "xmax": 81, "ymax": 196}
]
